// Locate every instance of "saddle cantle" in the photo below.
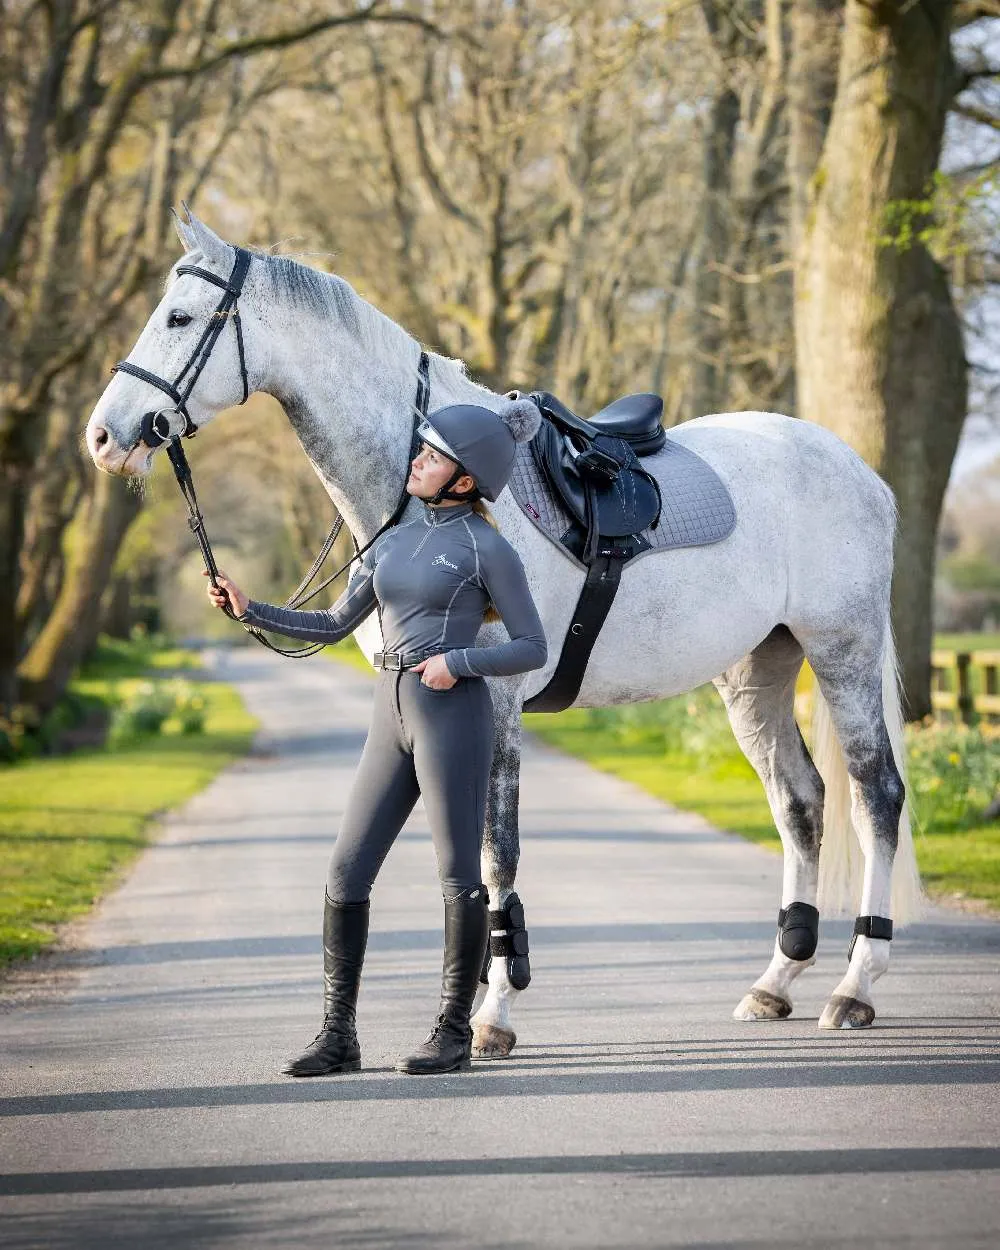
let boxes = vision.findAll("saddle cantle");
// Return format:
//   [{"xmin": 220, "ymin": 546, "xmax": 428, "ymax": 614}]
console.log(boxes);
[
  {"xmin": 534, "ymin": 390, "xmax": 667, "ymax": 455},
  {"xmin": 508, "ymin": 389, "xmax": 736, "ymax": 713}
]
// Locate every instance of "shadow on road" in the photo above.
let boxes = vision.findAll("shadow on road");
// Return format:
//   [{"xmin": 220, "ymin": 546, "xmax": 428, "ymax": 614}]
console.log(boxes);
[
  {"xmin": 3, "ymin": 1032, "xmax": 999, "ymax": 1119},
  {"xmin": 0, "ymin": 1200, "xmax": 438, "ymax": 1250},
  {"xmin": 3, "ymin": 1146, "xmax": 999, "ymax": 1197}
]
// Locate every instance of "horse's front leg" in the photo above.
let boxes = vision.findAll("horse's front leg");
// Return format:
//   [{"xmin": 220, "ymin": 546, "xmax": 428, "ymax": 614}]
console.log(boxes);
[{"xmin": 472, "ymin": 679, "xmax": 528, "ymax": 1059}]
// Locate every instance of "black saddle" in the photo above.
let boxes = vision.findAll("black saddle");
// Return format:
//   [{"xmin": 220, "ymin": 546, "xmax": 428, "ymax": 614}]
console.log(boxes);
[
  {"xmin": 518, "ymin": 390, "xmax": 666, "ymax": 713},
  {"xmin": 537, "ymin": 391, "xmax": 667, "ymax": 454}
]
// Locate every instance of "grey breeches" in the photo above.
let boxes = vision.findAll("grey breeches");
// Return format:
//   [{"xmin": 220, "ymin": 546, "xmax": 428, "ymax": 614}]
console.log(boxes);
[{"xmin": 327, "ymin": 669, "xmax": 495, "ymax": 903}]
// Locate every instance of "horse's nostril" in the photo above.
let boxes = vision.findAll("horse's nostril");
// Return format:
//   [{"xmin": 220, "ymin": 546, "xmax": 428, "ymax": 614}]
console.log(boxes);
[{"xmin": 94, "ymin": 426, "xmax": 109, "ymax": 449}]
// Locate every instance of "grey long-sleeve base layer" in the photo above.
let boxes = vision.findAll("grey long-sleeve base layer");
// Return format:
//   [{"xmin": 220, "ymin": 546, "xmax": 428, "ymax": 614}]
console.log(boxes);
[
  {"xmin": 327, "ymin": 669, "xmax": 494, "ymax": 902},
  {"xmin": 239, "ymin": 500, "xmax": 547, "ymax": 678}
]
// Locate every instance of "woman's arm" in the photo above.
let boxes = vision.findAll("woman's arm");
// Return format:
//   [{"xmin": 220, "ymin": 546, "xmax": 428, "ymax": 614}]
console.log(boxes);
[
  {"xmin": 239, "ymin": 559, "xmax": 378, "ymax": 644},
  {"xmin": 443, "ymin": 534, "xmax": 547, "ymax": 679}
]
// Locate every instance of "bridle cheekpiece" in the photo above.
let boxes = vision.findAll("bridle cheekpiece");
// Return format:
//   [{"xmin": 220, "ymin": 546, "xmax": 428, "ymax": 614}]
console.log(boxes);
[{"xmin": 112, "ymin": 245, "xmax": 252, "ymax": 449}]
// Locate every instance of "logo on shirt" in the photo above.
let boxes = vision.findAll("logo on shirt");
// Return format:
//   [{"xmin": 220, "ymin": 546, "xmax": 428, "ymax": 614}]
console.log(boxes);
[{"xmin": 431, "ymin": 553, "xmax": 458, "ymax": 571}]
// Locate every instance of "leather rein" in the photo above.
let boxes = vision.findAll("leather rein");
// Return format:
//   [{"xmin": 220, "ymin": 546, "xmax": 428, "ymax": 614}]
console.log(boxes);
[{"xmin": 112, "ymin": 244, "xmax": 430, "ymax": 658}]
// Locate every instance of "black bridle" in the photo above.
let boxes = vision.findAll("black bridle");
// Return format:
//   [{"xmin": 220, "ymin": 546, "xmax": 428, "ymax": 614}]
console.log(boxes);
[
  {"xmin": 114, "ymin": 246, "xmax": 253, "ymax": 449},
  {"xmin": 112, "ymin": 244, "xmax": 431, "ymax": 658}
]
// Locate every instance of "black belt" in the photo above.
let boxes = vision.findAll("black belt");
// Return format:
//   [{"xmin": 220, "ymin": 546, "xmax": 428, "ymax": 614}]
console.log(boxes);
[{"xmin": 373, "ymin": 649, "xmax": 435, "ymax": 670}]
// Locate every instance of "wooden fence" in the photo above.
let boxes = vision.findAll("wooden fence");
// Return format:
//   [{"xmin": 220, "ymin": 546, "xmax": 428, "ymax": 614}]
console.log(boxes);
[{"xmin": 930, "ymin": 650, "xmax": 1000, "ymax": 724}]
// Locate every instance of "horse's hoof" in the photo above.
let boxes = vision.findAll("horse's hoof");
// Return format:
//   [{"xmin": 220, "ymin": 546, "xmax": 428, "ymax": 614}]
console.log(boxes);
[
  {"xmin": 733, "ymin": 988, "xmax": 793, "ymax": 1021},
  {"xmin": 818, "ymin": 994, "xmax": 875, "ymax": 1030},
  {"xmin": 472, "ymin": 1023, "xmax": 517, "ymax": 1059}
]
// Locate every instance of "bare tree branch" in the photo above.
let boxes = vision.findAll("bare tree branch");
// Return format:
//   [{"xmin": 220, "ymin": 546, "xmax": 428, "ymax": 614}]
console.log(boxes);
[
  {"xmin": 952, "ymin": 100, "xmax": 1000, "ymax": 130},
  {"xmin": 143, "ymin": 6, "xmax": 453, "ymax": 84}
]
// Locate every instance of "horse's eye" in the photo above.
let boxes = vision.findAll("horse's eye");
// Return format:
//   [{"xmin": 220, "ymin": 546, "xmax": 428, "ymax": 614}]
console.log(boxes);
[{"xmin": 167, "ymin": 309, "xmax": 192, "ymax": 328}]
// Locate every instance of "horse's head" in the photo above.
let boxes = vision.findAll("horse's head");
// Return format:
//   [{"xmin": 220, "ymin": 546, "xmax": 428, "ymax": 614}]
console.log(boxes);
[{"xmin": 86, "ymin": 209, "xmax": 269, "ymax": 476}]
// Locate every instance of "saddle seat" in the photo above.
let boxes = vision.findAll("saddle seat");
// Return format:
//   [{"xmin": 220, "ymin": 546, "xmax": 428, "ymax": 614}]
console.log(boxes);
[{"xmin": 531, "ymin": 391, "xmax": 666, "ymax": 456}]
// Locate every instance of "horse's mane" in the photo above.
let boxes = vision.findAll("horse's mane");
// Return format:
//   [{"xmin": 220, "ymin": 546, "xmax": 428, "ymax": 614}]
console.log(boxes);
[{"xmin": 178, "ymin": 245, "xmax": 494, "ymax": 401}]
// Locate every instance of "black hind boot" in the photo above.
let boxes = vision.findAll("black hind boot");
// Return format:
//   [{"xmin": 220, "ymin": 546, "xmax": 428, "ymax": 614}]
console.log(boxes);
[
  {"xmin": 283, "ymin": 892, "xmax": 368, "ymax": 1077},
  {"xmin": 395, "ymin": 885, "xmax": 488, "ymax": 1075}
]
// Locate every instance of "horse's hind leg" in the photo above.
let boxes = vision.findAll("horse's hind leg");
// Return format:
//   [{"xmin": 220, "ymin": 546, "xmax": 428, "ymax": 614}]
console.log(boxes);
[
  {"xmin": 804, "ymin": 629, "xmax": 905, "ymax": 1029},
  {"xmin": 713, "ymin": 626, "xmax": 825, "ymax": 1022},
  {"xmin": 471, "ymin": 679, "xmax": 528, "ymax": 1059}
]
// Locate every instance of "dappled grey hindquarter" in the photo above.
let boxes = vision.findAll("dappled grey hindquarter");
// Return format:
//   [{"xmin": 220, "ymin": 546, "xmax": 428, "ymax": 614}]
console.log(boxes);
[{"xmin": 86, "ymin": 209, "xmax": 922, "ymax": 1055}]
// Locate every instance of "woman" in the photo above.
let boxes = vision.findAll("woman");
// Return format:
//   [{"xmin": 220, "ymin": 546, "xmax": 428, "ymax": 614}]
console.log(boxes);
[{"xmin": 207, "ymin": 397, "xmax": 546, "ymax": 1076}]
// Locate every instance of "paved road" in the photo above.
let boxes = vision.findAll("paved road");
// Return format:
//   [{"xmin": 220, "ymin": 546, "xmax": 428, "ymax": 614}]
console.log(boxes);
[{"xmin": 2, "ymin": 649, "xmax": 999, "ymax": 1249}]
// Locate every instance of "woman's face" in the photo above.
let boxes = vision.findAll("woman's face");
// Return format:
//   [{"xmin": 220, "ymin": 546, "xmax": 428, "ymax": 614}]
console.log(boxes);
[{"xmin": 407, "ymin": 441, "xmax": 476, "ymax": 501}]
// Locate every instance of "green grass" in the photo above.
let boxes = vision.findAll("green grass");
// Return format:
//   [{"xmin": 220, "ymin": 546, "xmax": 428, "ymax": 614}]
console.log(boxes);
[
  {"xmin": 914, "ymin": 824, "xmax": 1000, "ymax": 908},
  {"xmin": 526, "ymin": 708, "xmax": 779, "ymax": 851},
  {"xmin": 78, "ymin": 634, "xmax": 202, "ymax": 678},
  {"xmin": 0, "ymin": 638, "xmax": 256, "ymax": 968},
  {"xmin": 934, "ymin": 632, "xmax": 1000, "ymax": 653}
]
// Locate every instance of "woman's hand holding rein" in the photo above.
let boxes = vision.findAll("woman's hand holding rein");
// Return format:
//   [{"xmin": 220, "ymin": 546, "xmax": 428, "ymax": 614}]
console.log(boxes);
[{"xmin": 204, "ymin": 568, "xmax": 249, "ymax": 618}]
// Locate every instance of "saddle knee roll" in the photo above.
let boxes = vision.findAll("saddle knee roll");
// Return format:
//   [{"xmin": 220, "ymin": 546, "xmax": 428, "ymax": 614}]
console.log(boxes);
[
  {"xmin": 480, "ymin": 892, "xmax": 531, "ymax": 990},
  {"xmin": 777, "ymin": 902, "xmax": 819, "ymax": 962}
]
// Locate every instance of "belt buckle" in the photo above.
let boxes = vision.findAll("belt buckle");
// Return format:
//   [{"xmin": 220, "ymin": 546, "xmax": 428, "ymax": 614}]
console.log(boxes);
[{"xmin": 386, "ymin": 652, "xmax": 403, "ymax": 670}]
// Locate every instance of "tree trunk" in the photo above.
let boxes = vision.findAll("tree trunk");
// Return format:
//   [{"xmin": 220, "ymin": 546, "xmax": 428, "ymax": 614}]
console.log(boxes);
[
  {"xmin": 101, "ymin": 575, "xmax": 135, "ymax": 641},
  {"xmin": 690, "ymin": 77, "xmax": 740, "ymax": 418},
  {"xmin": 15, "ymin": 404, "xmax": 85, "ymax": 644},
  {"xmin": 0, "ymin": 392, "xmax": 42, "ymax": 713},
  {"xmin": 18, "ymin": 472, "xmax": 143, "ymax": 713},
  {"xmin": 792, "ymin": 0, "xmax": 965, "ymax": 719},
  {"xmin": 788, "ymin": 0, "xmax": 842, "ymax": 253},
  {"xmin": 0, "ymin": 465, "xmax": 28, "ymax": 714}
]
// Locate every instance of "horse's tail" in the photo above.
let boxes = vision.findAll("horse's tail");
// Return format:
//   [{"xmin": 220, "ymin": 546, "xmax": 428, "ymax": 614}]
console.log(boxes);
[{"xmin": 813, "ymin": 624, "xmax": 923, "ymax": 926}]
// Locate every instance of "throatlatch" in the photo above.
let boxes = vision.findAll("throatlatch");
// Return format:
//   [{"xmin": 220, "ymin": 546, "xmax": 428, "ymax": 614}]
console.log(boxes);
[
  {"xmin": 480, "ymin": 892, "xmax": 531, "ymax": 990},
  {"xmin": 777, "ymin": 902, "xmax": 819, "ymax": 962},
  {"xmin": 847, "ymin": 914, "xmax": 893, "ymax": 964}
]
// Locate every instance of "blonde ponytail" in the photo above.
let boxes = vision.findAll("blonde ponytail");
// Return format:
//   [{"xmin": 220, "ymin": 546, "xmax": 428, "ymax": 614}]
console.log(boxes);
[{"xmin": 471, "ymin": 499, "xmax": 501, "ymax": 623}]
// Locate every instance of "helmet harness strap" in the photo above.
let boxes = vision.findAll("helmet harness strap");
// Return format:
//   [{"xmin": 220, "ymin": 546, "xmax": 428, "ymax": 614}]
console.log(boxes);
[{"xmin": 428, "ymin": 461, "xmax": 478, "ymax": 505}]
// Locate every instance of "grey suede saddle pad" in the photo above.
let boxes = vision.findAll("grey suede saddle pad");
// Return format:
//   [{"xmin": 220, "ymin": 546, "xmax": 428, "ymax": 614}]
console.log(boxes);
[{"xmin": 507, "ymin": 429, "xmax": 737, "ymax": 571}]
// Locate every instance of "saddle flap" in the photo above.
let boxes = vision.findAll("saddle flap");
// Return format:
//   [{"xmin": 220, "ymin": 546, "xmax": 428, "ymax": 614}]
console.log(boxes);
[{"xmin": 531, "ymin": 419, "xmax": 660, "ymax": 536}]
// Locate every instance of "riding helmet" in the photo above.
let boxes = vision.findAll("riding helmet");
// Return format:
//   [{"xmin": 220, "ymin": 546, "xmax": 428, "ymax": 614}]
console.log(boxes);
[{"xmin": 417, "ymin": 396, "xmax": 541, "ymax": 502}]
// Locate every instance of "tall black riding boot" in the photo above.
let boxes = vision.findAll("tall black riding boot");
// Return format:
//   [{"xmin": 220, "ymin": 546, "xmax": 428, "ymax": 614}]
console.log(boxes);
[
  {"xmin": 283, "ymin": 892, "xmax": 368, "ymax": 1077},
  {"xmin": 395, "ymin": 885, "xmax": 488, "ymax": 1075}
]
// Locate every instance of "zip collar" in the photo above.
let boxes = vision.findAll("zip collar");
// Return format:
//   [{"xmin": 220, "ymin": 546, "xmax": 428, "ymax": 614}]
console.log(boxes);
[{"xmin": 421, "ymin": 500, "xmax": 474, "ymax": 526}]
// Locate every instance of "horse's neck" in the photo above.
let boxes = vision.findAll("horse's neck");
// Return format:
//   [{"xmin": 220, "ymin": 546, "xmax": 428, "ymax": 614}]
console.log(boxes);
[{"xmin": 270, "ymin": 323, "xmax": 494, "ymax": 545}]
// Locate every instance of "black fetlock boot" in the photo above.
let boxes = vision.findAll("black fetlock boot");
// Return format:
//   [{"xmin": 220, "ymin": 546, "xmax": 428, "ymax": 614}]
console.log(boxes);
[
  {"xmin": 283, "ymin": 892, "xmax": 368, "ymax": 1078},
  {"xmin": 395, "ymin": 885, "xmax": 489, "ymax": 1075}
]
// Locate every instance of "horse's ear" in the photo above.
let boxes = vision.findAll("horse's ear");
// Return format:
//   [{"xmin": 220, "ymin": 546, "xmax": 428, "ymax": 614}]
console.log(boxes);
[
  {"xmin": 182, "ymin": 204, "xmax": 232, "ymax": 270},
  {"xmin": 171, "ymin": 206, "xmax": 195, "ymax": 252}
]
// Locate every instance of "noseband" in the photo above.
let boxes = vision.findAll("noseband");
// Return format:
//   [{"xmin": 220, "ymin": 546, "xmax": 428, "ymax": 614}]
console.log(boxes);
[{"xmin": 113, "ymin": 246, "xmax": 252, "ymax": 449}]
